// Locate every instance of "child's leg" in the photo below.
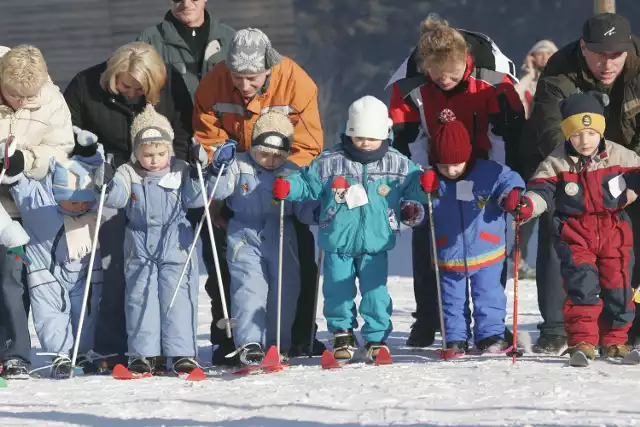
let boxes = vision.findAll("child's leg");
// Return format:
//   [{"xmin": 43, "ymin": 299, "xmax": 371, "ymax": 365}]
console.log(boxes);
[
  {"xmin": 554, "ymin": 237, "xmax": 601, "ymax": 347},
  {"xmin": 69, "ymin": 276, "xmax": 103, "ymax": 355},
  {"xmin": 0, "ymin": 251, "xmax": 31, "ymax": 363},
  {"xmin": 158, "ymin": 256, "xmax": 198, "ymax": 358},
  {"xmin": 265, "ymin": 233, "xmax": 301, "ymax": 351},
  {"xmin": 440, "ymin": 271, "xmax": 470, "ymax": 343},
  {"xmin": 323, "ymin": 253, "xmax": 358, "ymax": 334},
  {"xmin": 470, "ymin": 262, "xmax": 507, "ymax": 342},
  {"xmin": 125, "ymin": 256, "xmax": 161, "ymax": 357},
  {"xmin": 598, "ymin": 218, "xmax": 635, "ymax": 346},
  {"xmin": 27, "ymin": 271, "xmax": 73, "ymax": 355},
  {"xmin": 355, "ymin": 252, "xmax": 391, "ymax": 343}
]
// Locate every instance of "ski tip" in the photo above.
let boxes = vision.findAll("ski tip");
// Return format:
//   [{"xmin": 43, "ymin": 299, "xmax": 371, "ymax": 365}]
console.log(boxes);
[
  {"xmin": 437, "ymin": 348, "xmax": 458, "ymax": 361},
  {"xmin": 112, "ymin": 364, "xmax": 134, "ymax": 380},
  {"xmin": 185, "ymin": 367, "xmax": 206, "ymax": 381},
  {"xmin": 374, "ymin": 347, "xmax": 393, "ymax": 366},
  {"xmin": 262, "ymin": 346, "xmax": 281, "ymax": 368},
  {"xmin": 321, "ymin": 350, "xmax": 342, "ymax": 369}
]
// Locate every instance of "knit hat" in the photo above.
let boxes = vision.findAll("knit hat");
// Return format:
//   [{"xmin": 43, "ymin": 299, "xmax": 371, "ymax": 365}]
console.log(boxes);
[
  {"xmin": 227, "ymin": 28, "xmax": 282, "ymax": 75},
  {"xmin": 250, "ymin": 110, "xmax": 293, "ymax": 156},
  {"xmin": 130, "ymin": 104, "xmax": 174, "ymax": 161},
  {"xmin": 528, "ymin": 39, "xmax": 558, "ymax": 55},
  {"xmin": 345, "ymin": 96, "xmax": 393, "ymax": 141},
  {"xmin": 430, "ymin": 109, "xmax": 472, "ymax": 164},
  {"xmin": 51, "ymin": 157, "xmax": 99, "ymax": 203},
  {"xmin": 560, "ymin": 93, "xmax": 606, "ymax": 139}
]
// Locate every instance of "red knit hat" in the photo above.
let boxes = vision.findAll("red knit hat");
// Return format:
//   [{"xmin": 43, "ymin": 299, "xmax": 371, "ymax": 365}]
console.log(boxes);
[{"xmin": 430, "ymin": 109, "xmax": 472, "ymax": 165}]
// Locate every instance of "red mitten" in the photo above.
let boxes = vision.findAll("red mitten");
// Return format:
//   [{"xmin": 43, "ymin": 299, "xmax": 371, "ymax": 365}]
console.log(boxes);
[
  {"xmin": 503, "ymin": 188, "xmax": 524, "ymax": 213},
  {"xmin": 420, "ymin": 170, "xmax": 439, "ymax": 193},
  {"xmin": 273, "ymin": 177, "xmax": 291, "ymax": 200},
  {"xmin": 518, "ymin": 196, "xmax": 534, "ymax": 221}
]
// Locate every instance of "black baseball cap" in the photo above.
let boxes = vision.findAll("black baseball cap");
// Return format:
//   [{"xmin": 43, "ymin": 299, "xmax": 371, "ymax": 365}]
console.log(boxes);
[{"xmin": 582, "ymin": 13, "xmax": 633, "ymax": 52}]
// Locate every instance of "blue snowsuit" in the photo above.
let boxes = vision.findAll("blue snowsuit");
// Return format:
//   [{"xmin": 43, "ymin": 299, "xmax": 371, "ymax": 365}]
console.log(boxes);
[
  {"xmin": 208, "ymin": 152, "xmax": 317, "ymax": 352},
  {"xmin": 10, "ymin": 174, "xmax": 102, "ymax": 356},
  {"xmin": 429, "ymin": 160, "xmax": 524, "ymax": 343},
  {"xmin": 104, "ymin": 158, "xmax": 203, "ymax": 357},
  {"xmin": 285, "ymin": 144, "xmax": 425, "ymax": 343}
]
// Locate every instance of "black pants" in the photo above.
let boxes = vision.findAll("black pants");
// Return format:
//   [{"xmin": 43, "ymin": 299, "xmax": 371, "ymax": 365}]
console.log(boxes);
[
  {"xmin": 192, "ymin": 207, "xmax": 319, "ymax": 351},
  {"xmin": 625, "ymin": 201, "xmax": 640, "ymax": 344},
  {"xmin": 0, "ymin": 246, "xmax": 30, "ymax": 364}
]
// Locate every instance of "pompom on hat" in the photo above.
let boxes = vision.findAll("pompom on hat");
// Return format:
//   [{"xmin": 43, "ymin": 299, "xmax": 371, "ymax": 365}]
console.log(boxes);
[{"xmin": 429, "ymin": 109, "xmax": 472, "ymax": 165}]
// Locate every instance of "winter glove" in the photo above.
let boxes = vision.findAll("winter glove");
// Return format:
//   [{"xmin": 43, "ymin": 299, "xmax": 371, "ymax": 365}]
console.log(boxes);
[
  {"xmin": 94, "ymin": 152, "xmax": 114, "ymax": 190},
  {"xmin": 420, "ymin": 169, "xmax": 439, "ymax": 193},
  {"xmin": 400, "ymin": 200, "xmax": 425, "ymax": 227},
  {"xmin": 503, "ymin": 188, "xmax": 534, "ymax": 221},
  {"xmin": 7, "ymin": 246, "xmax": 29, "ymax": 265},
  {"xmin": 273, "ymin": 177, "xmax": 291, "ymax": 200},
  {"xmin": 72, "ymin": 126, "xmax": 99, "ymax": 157},
  {"xmin": 189, "ymin": 138, "xmax": 210, "ymax": 169},
  {"xmin": 211, "ymin": 139, "xmax": 237, "ymax": 171}
]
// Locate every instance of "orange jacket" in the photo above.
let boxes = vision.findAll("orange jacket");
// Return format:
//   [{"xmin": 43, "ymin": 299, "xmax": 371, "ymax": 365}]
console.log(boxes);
[{"xmin": 193, "ymin": 57, "xmax": 323, "ymax": 167}]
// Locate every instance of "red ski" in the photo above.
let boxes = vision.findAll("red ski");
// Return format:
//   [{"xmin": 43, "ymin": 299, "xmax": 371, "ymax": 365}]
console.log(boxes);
[
  {"xmin": 112, "ymin": 364, "xmax": 152, "ymax": 380},
  {"xmin": 374, "ymin": 346, "xmax": 393, "ymax": 365},
  {"xmin": 321, "ymin": 347, "xmax": 393, "ymax": 368},
  {"xmin": 232, "ymin": 346, "xmax": 287, "ymax": 375}
]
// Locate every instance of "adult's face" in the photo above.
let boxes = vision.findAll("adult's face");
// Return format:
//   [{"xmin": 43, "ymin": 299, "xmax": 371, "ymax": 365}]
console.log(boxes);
[
  {"xmin": 171, "ymin": 0, "xmax": 207, "ymax": 28},
  {"xmin": 0, "ymin": 86, "xmax": 38, "ymax": 110},
  {"xmin": 230, "ymin": 71, "xmax": 270, "ymax": 101},
  {"xmin": 580, "ymin": 40, "xmax": 627, "ymax": 85},
  {"xmin": 531, "ymin": 51, "xmax": 553, "ymax": 68},
  {"xmin": 115, "ymin": 73, "xmax": 144, "ymax": 100},
  {"xmin": 426, "ymin": 59, "xmax": 467, "ymax": 91}
]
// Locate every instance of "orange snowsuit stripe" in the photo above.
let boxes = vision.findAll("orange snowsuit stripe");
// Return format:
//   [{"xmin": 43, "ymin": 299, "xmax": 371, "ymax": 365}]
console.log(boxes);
[{"xmin": 193, "ymin": 56, "xmax": 323, "ymax": 167}]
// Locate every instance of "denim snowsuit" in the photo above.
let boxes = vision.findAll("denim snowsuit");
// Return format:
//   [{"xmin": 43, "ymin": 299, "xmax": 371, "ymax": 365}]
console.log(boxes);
[{"xmin": 104, "ymin": 158, "xmax": 203, "ymax": 357}]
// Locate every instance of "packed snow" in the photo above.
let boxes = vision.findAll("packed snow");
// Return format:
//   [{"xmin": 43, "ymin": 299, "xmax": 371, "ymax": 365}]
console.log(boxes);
[{"xmin": 1, "ymin": 230, "xmax": 640, "ymax": 427}]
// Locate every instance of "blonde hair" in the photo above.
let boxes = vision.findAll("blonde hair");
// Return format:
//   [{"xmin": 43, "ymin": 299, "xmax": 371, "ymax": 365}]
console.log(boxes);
[
  {"xmin": 418, "ymin": 16, "xmax": 468, "ymax": 72},
  {"xmin": 100, "ymin": 42, "xmax": 166, "ymax": 105},
  {"xmin": 0, "ymin": 45, "xmax": 48, "ymax": 97}
]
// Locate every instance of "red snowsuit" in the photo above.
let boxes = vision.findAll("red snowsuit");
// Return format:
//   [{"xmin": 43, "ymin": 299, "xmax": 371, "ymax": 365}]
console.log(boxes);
[{"xmin": 527, "ymin": 139, "xmax": 640, "ymax": 347}]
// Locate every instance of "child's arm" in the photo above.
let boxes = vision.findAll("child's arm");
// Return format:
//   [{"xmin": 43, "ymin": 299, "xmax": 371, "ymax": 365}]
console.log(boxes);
[
  {"xmin": 512, "ymin": 157, "xmax": 558, "ymax": 220},
  {"xmin": 285, "ymin": 160, "xmax": 325, "ymax": 202},
  {"xmin": 490, "ymin": 164, "xmax": 526, "ymax": 206},
  {"xmin": 103, "ymin": 165, "xmax": 134, "ymax": 209},
  {"xmin": 293, "ymin": 200, "xmax": 321, "ymax": 226},
  {"xmin": 9, "ymin": 173, "xmax": 55, "ymax": 212}
]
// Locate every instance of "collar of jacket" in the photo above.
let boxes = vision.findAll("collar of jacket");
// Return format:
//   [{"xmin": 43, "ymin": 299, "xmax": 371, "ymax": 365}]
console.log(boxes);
[{"xmin": 160, "ymin": 10, "xmax": 222, "ymax": 50}]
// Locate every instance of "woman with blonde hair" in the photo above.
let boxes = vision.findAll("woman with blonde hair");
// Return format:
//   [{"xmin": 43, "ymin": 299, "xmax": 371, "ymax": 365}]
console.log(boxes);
[
  {"xmin": 63, "ymin": 41, "xmax": 192, "ymax": 371},
  {"xmin": 388, "ymin": 15, "xmax": 525, "ymax": 350}
]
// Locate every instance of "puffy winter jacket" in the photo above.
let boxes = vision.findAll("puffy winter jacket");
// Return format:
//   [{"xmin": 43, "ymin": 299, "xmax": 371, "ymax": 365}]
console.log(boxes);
[
  {"xmin": 137, "ymin": 10, "xmax": 235, "ymax": 98},
  {"xmin": 430, "ymin": 159, "xmax": 524, "ymax": 272},
  {"xmin": 193, "ymin": 57, "xmax": 323, "ymax": 167},
  {"xmin": 0, "ymin": 46, "xmax": 74, "ymax": 216},
  {"xmin": 285, "ymin": 144, "xmax": 424, "ymax": 256}
]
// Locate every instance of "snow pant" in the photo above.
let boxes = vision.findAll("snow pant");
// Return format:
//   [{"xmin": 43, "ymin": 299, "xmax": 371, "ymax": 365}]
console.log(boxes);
[
  {"xmin": 554, "ymin": 214, "xmax": 635, "ymax": 347},
  {"xmin": 93, "ymin": 208, "xmax": 128, "ymax": 364},
  {"xmin": 124, "ymin": 248, "xmax": 198, "ymax": 358},
  {"xmin": 0, "ymin": 245, "xmax": 30, "ymax": 364},
  {"xmin": 323, "ymin": 252, "xmax": 392, "ymax": 343},
  {"xmin": 535, "ymin": 202, "xmax": 566, "ymax": 337},
  {"xmin": 227, "ymin": 216, "xmax": 300, "ymax": 351},
  {"xmin": 624, "ymin": 201, "xmax": 640, "ymax": 344},
  {"xmin": 440, "ymin": 261, "xmax": 507, "ymax": 343},
  {"xmin": 28, "ymin": 267, "xmax": 101, "ymax": 355}
]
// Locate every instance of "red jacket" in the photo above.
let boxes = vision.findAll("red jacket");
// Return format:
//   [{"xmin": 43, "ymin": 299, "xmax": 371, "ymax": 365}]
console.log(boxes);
[{"xmin": 389, "ymin": 52, "xmax": 524, "ymax": 167}]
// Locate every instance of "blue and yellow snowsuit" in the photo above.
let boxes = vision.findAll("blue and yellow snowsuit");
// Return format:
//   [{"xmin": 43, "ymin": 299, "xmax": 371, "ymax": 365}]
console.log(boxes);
[{"xmin": 285, "ymin": 143, "xmax": 424, "ymax": 343}]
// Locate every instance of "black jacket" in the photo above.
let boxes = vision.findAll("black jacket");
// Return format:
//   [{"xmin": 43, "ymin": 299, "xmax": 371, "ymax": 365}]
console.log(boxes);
[{"xmin": 63, "ymin": 62, "xmax": 193, "ymax": 167}]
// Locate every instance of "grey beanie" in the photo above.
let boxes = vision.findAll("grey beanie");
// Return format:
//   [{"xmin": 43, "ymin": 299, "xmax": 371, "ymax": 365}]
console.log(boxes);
[{"xmin": 227, "ymin": 28, "xmax": 282, "ymax": 74}]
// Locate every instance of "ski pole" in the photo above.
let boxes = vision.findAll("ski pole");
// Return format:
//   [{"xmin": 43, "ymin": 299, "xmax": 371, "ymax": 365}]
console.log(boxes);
[
  {"xmin": 167, "ymin": 163, "xmax": 227, "ymax": 313},
  {"xmin": 196, "ymin": 163, "xmax": 234, "ymax": 338},
  {"xmin": 276, "ymin": 200, "xmax": 285, "ymax": 354},
  {"xmin": 508, "ymin": 215, "xmax": 524, "ymax": 363},
  {"xmin": 308, "ymin": 248, "xmax": 324, "ymax": 358},
  {"xmin": 426, "ymin": 193, "xmax": 450, "ymax": 358},
  {"xmin": 70, "ymin": 154, "xmax": 112, "ymax": 378}
]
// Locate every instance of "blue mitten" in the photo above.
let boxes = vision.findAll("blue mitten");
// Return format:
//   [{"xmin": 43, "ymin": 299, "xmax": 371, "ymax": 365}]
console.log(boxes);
[{"xmin": 211, "ymin": 139, "xmax": 237, "ymax": 172}]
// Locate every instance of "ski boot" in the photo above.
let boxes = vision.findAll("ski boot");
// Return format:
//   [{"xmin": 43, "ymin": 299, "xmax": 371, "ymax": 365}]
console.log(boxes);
[
  {"xmin": 288, "ymin": 338, "xmax": 327, "ymax": 358},
  {"xmin": 406, "ymin": 317, "xmax": 436, "ymax": 347},
  {"xmin": 476, "ymin": 335, "xmax": 511, "ymax": 353},
  {"xmin": 364, "ymin": 341, "xmax": 390, "ymax": 363},
  {"xmin": 76, "ymin": 350, "xmax": 113, "ymax": 374},
  {"xmin": 1, "ymin": 358, "xmax": 29, "ymax": 380},
  {"xmin": 51, "ymin": 355, "xmax": 72, "ymax": 378},
  {"xmin": 212, "ymin": 339, "xmax": 238, "ymax": 367},
  {"xmin": 236, "ymin": 343, "xmax": 265, "ymax": 367},
  {"xmin": 532, "ymin": 334, "xmax": 567, "ymax": 354},
  {"xmin": 172, "ymin": 357, "xmax": 199, "ymax": 374},
  {"xmin": 562, "ymin": 342, "xmax": 596, "ymax": 367},
  {"xmin": 438, "ymin": 341, "xmax": 468, "ymax": 359},
  {"xmin": 128, "ymin": 357, "xmax": 155, "ymax": 374},
  {"xmin": 331, "ymin": 330, "xmax": 357, "ymax": 362},
  {"xmin": 603, "ymin": 343, "xmax": 631, "ymax": 359}
]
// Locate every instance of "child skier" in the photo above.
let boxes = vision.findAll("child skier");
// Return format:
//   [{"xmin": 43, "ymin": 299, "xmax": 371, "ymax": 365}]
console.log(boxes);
[
  {"xmin": 200, "ymin": 110, "xmax": 317, "ymax": 367},
  {"xmin": 506, "ymin": 92, "xmax": 640, "ymax": 365},
  {"xmin": 103, "ymin": 105, "xmax": 203, "ymax": 374},
  {"xmin": 272, "ymin": 96, "xmax": 429, "ymax": 362},
  {"xmin": 419, "ymin": 109, "xmax": 525, "ymax": 355},
  {"xmin": 6, "ymin": 131, "xmax": 105, "ymax": 377}
]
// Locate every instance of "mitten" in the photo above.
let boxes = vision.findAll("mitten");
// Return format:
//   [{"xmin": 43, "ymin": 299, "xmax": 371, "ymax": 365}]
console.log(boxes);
[
  {"xmin": 273, "ymin": 177, "xmax": 290, "ymax": 200},
  {"xmin": 420, "ymin": 169, "xmax": 439, "ymax": 193}
]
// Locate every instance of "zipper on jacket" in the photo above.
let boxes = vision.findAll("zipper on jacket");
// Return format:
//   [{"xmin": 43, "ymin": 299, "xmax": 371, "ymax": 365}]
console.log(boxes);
[
  {"xmin": 354, "ymin": 164, "xmax": 368, "ymax": 251},
  {"xmin": 580, "ymin": 159, "xmax": 602, "ymax": 251},
  {"xmin": 458, "ymin": 201, "xmax": 471, "ymax": 285}
]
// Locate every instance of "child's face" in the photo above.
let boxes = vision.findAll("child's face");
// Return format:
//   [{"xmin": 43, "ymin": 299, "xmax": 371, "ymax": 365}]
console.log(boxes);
[
  {"xmin": 437, "ymin": 162, "xmax": 467, "ymax": 179},
  {"xmin": 569, "ymin": 129, "xmax": 601, "ymax": 156},
  {"xmin": 252, "ymin": 150, "xmax": 288, "ymax": 170},
  {"xmin": 137, "ymin": 143, "xmax": 170, "ymax": 171},
  {"xmin": 351, "ymin": 137, "xmax": 383, "ymax": 151},
  {"xmin": 59, "ymin": 200, "xmax": 89, "ymax": 213}
]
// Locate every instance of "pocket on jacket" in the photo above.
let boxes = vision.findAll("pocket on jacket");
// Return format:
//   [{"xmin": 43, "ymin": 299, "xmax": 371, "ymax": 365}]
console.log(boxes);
[{"xmin": 479, "ymin": 231, "xmax": 501, "ymax": 244}]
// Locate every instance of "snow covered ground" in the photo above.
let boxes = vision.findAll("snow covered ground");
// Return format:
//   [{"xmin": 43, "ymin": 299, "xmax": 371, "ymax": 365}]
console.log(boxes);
[{"xmin": 2, "ymin": 230, "xmax": 640, "ymax": 427}]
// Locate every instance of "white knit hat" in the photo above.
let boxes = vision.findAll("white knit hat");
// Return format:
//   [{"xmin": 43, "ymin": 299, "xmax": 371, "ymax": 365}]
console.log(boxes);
[
  {"xmin": 345, "ymin": 96, "xmax": 393, "ymax": 141},
  {"xmin": 130, "ymin": 104, "xmax": 174, "ymax": 161}
]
